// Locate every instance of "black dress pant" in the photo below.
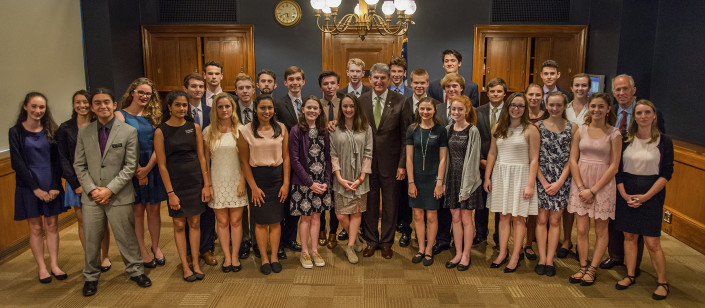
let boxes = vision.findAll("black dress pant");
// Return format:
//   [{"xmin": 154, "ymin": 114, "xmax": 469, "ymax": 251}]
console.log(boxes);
[
  {"xmin": 608, "ymin": 218, "xmax": 644, "ymax": 267},
  {"xmin": 280, "ymin": 195, "xmax": 299, "ymax": 247},
  {"xmin": 363, "ymin": 172, "xmax": 399, "ymax": 247},
  {"xmin": 397, "ymin": 178, "xmax": 413, "ymax": 235},
  {"xmin": 436, "ymin": 200, "xmax": 452, "ymax": 246},
  {"xmin": 186, "ymin": 206, "xmax": 217, "ymax": 255}
]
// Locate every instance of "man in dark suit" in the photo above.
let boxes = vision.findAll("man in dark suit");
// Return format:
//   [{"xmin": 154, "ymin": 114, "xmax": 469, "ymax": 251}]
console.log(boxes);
[
  {"xmin": 273, "ymin": 66, "xmax": 306, "ymax": 258},
  {"xmin": 360, "ymin": 63, "xmax": 413, "ymax": 259},
  {"xmin": 540, "ymin": 60, "xmax": 573, "ymax": 102},
  {"xmin": 474, "ymin": 78, "xmax": 507, "ymax": 247},
  {"xmin": 202, "ymin": 60, "xmax": 238, "ymax": 107},
  {"xmin": 336, "ymin": 58, "xmax": 371, "ymax": 98},
  {"xmin": 74, "ymin": 88, "xmax": 151, "ymax": 296},
  {"xmin": 427, "ymin": 49, "xmax": 480, "ymax": 106},
  {"xmin": 318, "ymin": 70, "xmax": 342, "ymax": 248},
  {"xmin": 182, "ymin": 73, "xmax": 217, "ymax": 266},
  {"xmin": 600, "ymin": 74, "xmax": 666, "ymax": 275},
  {"xmin": 389, "ymin": 57, "xmax": 413, "ymax": 98}
]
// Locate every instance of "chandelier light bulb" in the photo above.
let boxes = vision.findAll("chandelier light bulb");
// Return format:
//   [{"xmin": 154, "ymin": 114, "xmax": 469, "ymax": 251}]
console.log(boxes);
[{"xmin": 381, "ymin": 1, "xmax": 396, "ymax": 15}]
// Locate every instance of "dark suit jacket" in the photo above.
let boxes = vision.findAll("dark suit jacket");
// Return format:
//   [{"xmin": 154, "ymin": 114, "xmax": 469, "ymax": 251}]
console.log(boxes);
[
  {"xmin": 610, "ymin": 102, "xmax": 666, "ymax": 134},
  {"xmin": 336, "ymin": 85, "xmax": 371, "ymax": 98},
  {"xmin": 390, "ymin": 85, "xmax": 413, "ymax": 98},
  {"xmin": 56, "ymin": 118, "xmax": 82, "ymax": 189},
  {"xmin": 545, "ymin": 87, "xmax": 573, "ymax": 102},
  {"xmin": 406, "ymin": 96, "xmax": 443, "ymax": 123},
  {"xmin": 234, "ymin": 101, "xmax": 255, "ymax": 125},
  {"xmin": 274, "ymin": 95, "xmax": 300, "ymax": 131},
  {"xmin": 189, "ymin": 104, "xmax": 211, "ymax": 128},
  {"xmin": 360, "ymin": 90, "xmax": 413, "ymax": 178},
  {"xmin": 200, "ymin": 92, "xmax": 238, "ymax": 108},
  {"xmin": 428, "ymin": 78, "xmax": 480, "ymax": 107},
  {"xmin": 475, "ymin": 103, "xmax": 493, "ymax": 161}
]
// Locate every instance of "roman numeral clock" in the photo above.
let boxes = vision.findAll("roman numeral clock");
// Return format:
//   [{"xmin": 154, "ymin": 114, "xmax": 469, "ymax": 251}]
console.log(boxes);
[{"xmin": 274, "ymin": 0, "xmax": 302, "ymax": 27}]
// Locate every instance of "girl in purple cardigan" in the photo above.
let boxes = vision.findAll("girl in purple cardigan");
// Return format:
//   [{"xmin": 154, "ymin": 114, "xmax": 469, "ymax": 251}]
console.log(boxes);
[{"xmin": 288, "ymin": 95, "xmax": 333, "ymax": 269}]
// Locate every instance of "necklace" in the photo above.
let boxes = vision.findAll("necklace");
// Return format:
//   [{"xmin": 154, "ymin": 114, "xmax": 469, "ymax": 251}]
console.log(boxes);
[{"xmin": 420, "ymin": 127, "xmax": 431, "ymax": 171}]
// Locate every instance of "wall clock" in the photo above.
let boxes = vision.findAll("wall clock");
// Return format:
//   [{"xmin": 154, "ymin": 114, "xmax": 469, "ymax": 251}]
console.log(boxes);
[{"xmin": 274, "ymin": 0, "xmax": 302, "ymax": 27}]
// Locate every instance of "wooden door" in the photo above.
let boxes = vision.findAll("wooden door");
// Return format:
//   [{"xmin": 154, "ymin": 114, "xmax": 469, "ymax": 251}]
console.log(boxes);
[
  {"xmin": 485, "ymin": 36, "xmax": 528, "ymax": 92},
  {"xmin": 204, "ymin": 35, "xmax": 253, "ymax": 92},
  {"xmin": 322, "ymin": 32, "xmax": 403, "ymax": 88},
  {"xmin": 144, "ymin": 35, "xmax": 200, "ymax": 91},
  {"xmin": 533, "ymin": 36, "xmax": 580, "ymax": 91}
]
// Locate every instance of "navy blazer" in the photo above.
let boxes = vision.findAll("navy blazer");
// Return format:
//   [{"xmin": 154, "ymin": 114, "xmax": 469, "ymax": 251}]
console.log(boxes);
[
  {"xmin": 189, "ymin": 104, "xmax": 211, "ymax": 128},
  {"xmin": 56, "ymin": 118, "xmax": 82, "ymax": 189},
  {"xmin": 9, "ymin": 125, "xmax": 63, "ymax": 191},
  {"xmin": 274, "ymin": 95, "xmax": 300, "ymax": 131},
  {"xmin": 428, "ymin": 78, "xmax": 480, "ymax": 107},
  {"xmin": 475, "ymin": 103, "xmax": 493, "ymax": 161},
  {"xmin": 288, "ymin": 125, "xmax": 332, "ymax": 186},
  {"xmin": 389, "ymin": 85, "xmax": 413, "ymax": 98}
]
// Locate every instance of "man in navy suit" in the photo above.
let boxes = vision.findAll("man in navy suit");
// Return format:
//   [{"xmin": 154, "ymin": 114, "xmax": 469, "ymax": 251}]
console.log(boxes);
[
  {"xmin": 202, "ymin": 61, "xmax": 238, "ymax": 107},
  {"xmin": 389, "ymin": 57, "xmax": 413, "ymax": 98},
  {"xmin": 427, "ymin": 49, "xmax": 480, "ymax": 106},
  {"xmin": 540, "ymin": 60, "xmax": 572, "ymax": 102},
  {"xmin": 274, "ymin": 66, "xmax": 306, "ymax": 258},
  {"xmin": 336, "ymin": 58, "xmax": 371, "ymax": 98},
  {"xmin": 182, "ymin": 73, "xmax": 217, "ymax": 266}
]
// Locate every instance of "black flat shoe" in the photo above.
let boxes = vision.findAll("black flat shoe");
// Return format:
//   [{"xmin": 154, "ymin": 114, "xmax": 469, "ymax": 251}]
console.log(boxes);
[
  {"xmin": 277, "ymin": 248, "xmax": 287, "ymax": 260},
  {"xmin": 221, "ymin": 263, "xmax": 232, "ymax": 273},
  {"xmin": 152, "ymin": 248, "xmax": 166, "ymax": 266},
  {"xmin": 143, "ymin": 259, "xmax": 158, "ymax": 269},
  {"xmin": 100, "ymin": 263, "xmax": 112, "ymax": 272},
  {"xmin": 51, "ymin": 271, "xmax": 68, "ymax": 280},
  {"xmin": 556, "ymin": 244, "xmax": 572, "ymax": 258},
  {"xmin": 188, "ymin": 266, "xmax": 204, "ymax": 280},
  {"xmin": 231, "ymin": 264, "xmax": 242, "ymax": 272},
  {"xmin": 422, "ymin": 254, "xmax": 434, "ymax": 266},
  {"xmin": 260, "ymin": 263, "xmax": 272, "ymax": 275},
  {"xmin": 183, "ymin": 274, "xmax": 197, "ymax": 282},
  {"xmin": 524, "ymin": 246, "xmax": 537, "ymax": 261},
  {"xmin": 412, "ymin": 252, "xmax": 424, "ymax": 264},
  {"xmin": 457, "ymin": 259, "xmax": 471, "ymax": 271},
  {"xmin": 445, "ymin": 260, "xmax": 459, "ymax": 269},
  {"xmin": 544, "ymin": 265, "xmax": 556, "ymax": 277},
  {"xmin": 271, "ymin": 262, "xmax": 282, "ymax": 273},
  {"xmin": 534, "ymin": 264, "xmax": 546, "ymax": 275},
  {"xmin": 253, "ymin": 246, "xmax": 261, "ymax": 258},
  {"xmin": 652, "ymin": 282, "xmax": 669, "ymax": 300},
  {"xmin": 338, "ymin": 229, "xmax": 349, "ymax": 241},
  {"xmin": 490, "ymin": 253, "xmax": 508, "ymax": 268},
  {"xmin": 39, "ymin": 275, "xmax": 52, "ymax": 284},
  {"xmin": 504, "ymin": 265, "xmax": 517, "ymax": 273},
  {"xmin": 615, "ymin": 275, "xmax": 636, "ymax": 290}
]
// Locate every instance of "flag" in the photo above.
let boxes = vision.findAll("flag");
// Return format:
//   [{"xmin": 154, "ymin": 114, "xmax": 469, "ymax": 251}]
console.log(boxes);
[{"xmin": 401, "ymin": 37, "xmax": 408, "ymax": 86}]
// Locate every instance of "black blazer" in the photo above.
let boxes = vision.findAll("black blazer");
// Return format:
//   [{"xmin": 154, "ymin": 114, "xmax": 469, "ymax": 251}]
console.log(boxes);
[
  {"xmin": 274, "ymin": 95, "xmax": 300, "ymax": 131},
  {"xmin": 336, "ymin": 85, "xmax": 371, "ymax": 98},
  {"xmin": 360, "ymin": 90, "xmax": 412, "ymax": 178},
  {"xmin": 56, "ymin": 118, "xmax": 81, "ymax": 189},
  {"xmin": 9, "ymin": 125, "xmax": 63, "ymax": 191},
  {"xmin": 200, "ymin": 92, "xmax": 238, "ymax": 108},
  {"xmin": 615, "ymin": 134, "xmax": 674, "ymax": 184},
  {"xmin": 428, "ymin": 78, "xmax": 480, "ymax": 107},
  {"xmin": 475, "ymin": 103, "xmax": 493, "ymax": 161}
]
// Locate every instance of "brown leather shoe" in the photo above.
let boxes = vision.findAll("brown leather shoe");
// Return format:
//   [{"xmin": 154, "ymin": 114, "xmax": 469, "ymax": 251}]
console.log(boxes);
[
  {"xmin": 201, "ymin": 251, "xmax": 217, "ymax": 266},
  {"xmin": 318, "ymin": 231, "xmax": 328, "ymax": 246},
  {"xmin": 326, "ymin": 233, "xmax": 338, "ymax": 249},
  {"xmin": 381, "ymin": 246, "xmax": 393, "ymax": 259},
  {"xmin": 363, "ymin": 245, "xmax": 376, "ymax": 257}
]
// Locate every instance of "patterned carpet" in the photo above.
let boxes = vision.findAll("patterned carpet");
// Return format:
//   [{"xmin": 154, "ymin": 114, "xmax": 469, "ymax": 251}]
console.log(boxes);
[{"xmin": 0, "ymin": 206, "xmax": 702, "ymax": 307}]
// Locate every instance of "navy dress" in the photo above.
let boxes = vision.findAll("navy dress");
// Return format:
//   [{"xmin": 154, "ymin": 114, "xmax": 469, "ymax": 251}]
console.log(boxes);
[
  {"xmin": 121, "ymin": 110, "xmax": 167, "ymax": 205},
  {"xmin": 10, "ymin": 127, "xmax": 65, "ymax": 220}
]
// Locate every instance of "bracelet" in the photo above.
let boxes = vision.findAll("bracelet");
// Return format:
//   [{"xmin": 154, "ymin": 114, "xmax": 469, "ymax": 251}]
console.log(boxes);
[
  {"xmin": 436, "ymin": 178, "xmax": 443, "ymax": 182},
  {"xmin": 589, "ymin": 189, "xmax": 595, "ymax": 196},
  {"xmin": 167, "ymin": 190, "xmax": 174, "ymax": 194},
  {"xmin": 408, "ymin": 181, "xmax": 415, "ymax": 184}
]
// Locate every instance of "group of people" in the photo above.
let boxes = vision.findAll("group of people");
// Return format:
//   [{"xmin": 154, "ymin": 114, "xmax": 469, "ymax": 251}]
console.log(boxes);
[{"xmin": 9, "ymin": 49, "xmax": 673, "ymax": 301}]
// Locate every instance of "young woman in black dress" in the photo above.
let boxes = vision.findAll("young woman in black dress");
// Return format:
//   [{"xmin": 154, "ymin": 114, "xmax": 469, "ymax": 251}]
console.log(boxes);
[
  {"xmin": 155, "ymin": 91, "xmax": 212, "ymax": 282},
  {"xmin": 9, "ymin": 92, "xmax": 67, "ymax": 283}
]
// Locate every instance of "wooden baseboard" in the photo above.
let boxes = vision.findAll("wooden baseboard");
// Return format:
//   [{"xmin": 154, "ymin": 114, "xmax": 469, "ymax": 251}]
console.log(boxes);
[{"xmin": 662, "ymin": 206, "xmax": 705, "ymax": 255}]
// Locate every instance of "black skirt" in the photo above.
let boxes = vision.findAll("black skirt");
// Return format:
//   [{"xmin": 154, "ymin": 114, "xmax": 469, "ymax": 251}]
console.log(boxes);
[
  {"xmin": 248, "ymin": 165, "xmax": 285, "ymax": 224},
  {"xmin": 615, "ymin": 173, "xmax": 664, "ymax": 237}
]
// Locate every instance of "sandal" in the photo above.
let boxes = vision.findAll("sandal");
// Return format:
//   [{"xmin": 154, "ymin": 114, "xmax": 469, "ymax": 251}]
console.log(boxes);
[
  {"xmin": 524, "ymin": 246, "xmax": 537, "ymax": 261},
  {"xmin": 569, "ymin": 265, "xmax": 588, "ymax": 284},
  {"xmin": 652, "ymin": 282, "xmax": 670, "ymax": 300},
  {"xmin": 412, "ymin": 252, "xmax": 424, "ymax": 264},
  {"xmin": 615, "ymin": 275, "xmax": 636, "ymax": 290},
  {"xmin": 580, "ymin": 265, "xmax": 597, "ymax": 286}
]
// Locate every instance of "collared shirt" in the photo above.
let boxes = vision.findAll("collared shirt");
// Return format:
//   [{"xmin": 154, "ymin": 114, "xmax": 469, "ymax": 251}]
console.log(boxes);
[
  {"xmin": 347, "ymin": 83, "xmax": 363, "ymax": 97},
  {"xmin": 322, "ymin": 96, "xmax": 340, "ymax": 122},
  {"xmin": 390, "ymin": 83, "xmax": 405, "ymax": 96},
  {"xmin": 190, "ymin": 101, "xmax": 204, "ymax": 127},
  {"xmin": 289, "ymin": 93, "xmax": 303, "ymax": 117},
  {"xmin": 616, "ymin": 98, "xmax": 636, "ymax": 129},
  {"xmin": 238, "ymin": 100, "xmax": 254, "ymax": 124},
  {"xmin": 412, "ymin": 94, "xmax": 426, "ymax": 114},
  {"xmin": 97, "ymin": 116, "xmax": 116, "ymax": 135},
  {"xmin": 543, "ymin": 85, "xmax": 559, "ymax": 96},
  {"xmin": 488, "ymin": 102, "xmax": 504, "ymax": 123},
  {"xmin": 372, "ymin": 89, "xmax": 388, "ymax": 116},
  {"xmin": 566, "ymin": 100, "xmax": 588, "ymax": 126},
  {"xmin": 204, "ymin": 87, "xmax": 223, "ymax": 107}
]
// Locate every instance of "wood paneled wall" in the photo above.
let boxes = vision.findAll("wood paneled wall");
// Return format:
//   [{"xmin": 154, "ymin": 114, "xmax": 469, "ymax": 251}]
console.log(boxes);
[
  {"xmin": 0, "ymin": 152, "xmax": 75, "ymax": 261},
  {"xmin": 663, "ymin": 140, "xmax": 705, "ymax": 254}
]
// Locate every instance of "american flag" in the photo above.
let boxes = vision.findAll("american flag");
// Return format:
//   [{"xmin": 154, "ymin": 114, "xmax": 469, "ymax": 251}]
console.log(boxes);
[{"xmin": 401, "ymin": 37, "xmax": 408, "ymax": 85}]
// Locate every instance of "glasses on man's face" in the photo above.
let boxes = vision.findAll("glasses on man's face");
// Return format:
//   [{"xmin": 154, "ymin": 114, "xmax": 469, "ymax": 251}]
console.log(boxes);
[
  {"xmin": 135, "ymin": 90, "xmax": 153, "ymax": 97},
  {"xmin": 509, "ymin": 103, "xmax": 526, "ymax": 109}
]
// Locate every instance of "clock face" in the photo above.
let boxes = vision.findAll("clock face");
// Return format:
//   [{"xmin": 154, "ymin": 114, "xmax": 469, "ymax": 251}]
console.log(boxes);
[{"xmin": 275, "ymin": 1, "xmax": 301, "ymax": 26}]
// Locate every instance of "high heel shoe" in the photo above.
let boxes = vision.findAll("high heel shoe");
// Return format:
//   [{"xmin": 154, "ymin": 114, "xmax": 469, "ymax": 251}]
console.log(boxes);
[
  {"xmin": 152, "ymin": 247, "xmax": 166, "ymax": 266},
  {"xmin": 490, "ymin": 253, "xmax": 508, "ymax": 268},
  {"xmin": 143, "ymin": 259, "xmax": 158, "ymax": 268},
  {"xmin": 504, "ymin": 256, "xmax": 523, "ymax": 273}
]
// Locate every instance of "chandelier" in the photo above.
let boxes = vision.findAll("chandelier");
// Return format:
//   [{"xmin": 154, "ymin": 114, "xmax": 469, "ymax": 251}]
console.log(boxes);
[{"xmin": 310, "ymin": 0, "xmax": 416, "ymax": 40}]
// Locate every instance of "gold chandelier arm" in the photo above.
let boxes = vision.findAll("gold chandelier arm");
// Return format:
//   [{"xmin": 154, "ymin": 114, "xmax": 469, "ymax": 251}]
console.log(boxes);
[{"xmin": 369, "ymin": 14, "xmax": 407, "ymax": 36}]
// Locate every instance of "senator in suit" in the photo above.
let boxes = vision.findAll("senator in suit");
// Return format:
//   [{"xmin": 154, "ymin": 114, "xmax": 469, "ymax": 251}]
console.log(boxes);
[
  {"xmin": 74, "ymin": 88, "xmax": 150, "ymax": 296},
  {"xmin": 360, "ymin": 63, "xmax": 413, "ymax": 259}
]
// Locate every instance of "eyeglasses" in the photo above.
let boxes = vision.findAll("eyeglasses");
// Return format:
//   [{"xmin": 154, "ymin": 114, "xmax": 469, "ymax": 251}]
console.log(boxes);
[
  {"xmin": 509, "ymin": 103, "xmax": 526, "ymax": 109},
  {"xmin": 135, "ymin": 90, "xmax": 153, "ymax": 97}
]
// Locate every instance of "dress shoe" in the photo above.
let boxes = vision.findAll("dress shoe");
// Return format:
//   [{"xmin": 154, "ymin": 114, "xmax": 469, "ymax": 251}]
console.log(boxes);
[
  {"xmin": 271, "ymin": 262, "xmax": 283, "ymax": 273},
  {"xmin": 183, "ymin": 274, "xmax": 197, "ymax": 282},
  {"xmin": 524, "ymin": 246, "xmax": 537, "ymax": 261},
  {"xmin": 201, "ymin": 251, "xmax": 217, "ymax": 266},
  {"xmin": 652, "ymin": 282, "xmax": 670, "ymax": 300},
  {"xmin": 504, "ymin": 265, "xmax": 518, "ymax": 273},
  {"xmin": 277, "ymin": 248, "xmax": 287, "ymax": 259},
  {"xmin": 534, "ymin": 264, "xmax": 546, "ymax": 275},
  {"xmin": 457, "ymin": 259, "xmax": 471, "ymax": 271},
  {"xmin": 253, "ymin": 246, "xmax": 261, "ymax": 258},
  {"xmin": 326, "ymin": 233, "xmax": 338, "ymax": 249},
  {"xmin": 556, "ymin": 244, "xmax": 573, "ymax": 258},
  {"xmin": 472, "ymin": 236, "xmax": 486, "ymax": 247},
  {"xmin": 422, "ymin": 254, "xmax": 434, "ymax": 266},
  {"xmin": 615, "ymin": 275, "xmax": 636, "ymax": 290},
  {"xmin": 318, "ymin": 230, "xmax": 328, "ymax": 246},
  {"xmin": 100, "ymin": 262, "xmax": 112, "ymax": 273},
  {"xmin": 490, "ymin": 253, "xmax": 508, "ymax": 268},
  {"xmin": 412, "ymin": 252, "xmax": 424, "ymax": 264},
  {"xmin": 338, "ymin": 229, "xmax": 349, "ymax": 241},
  {"xmin": 130, "ymin": 274, "xmax": 152, "ymax": 288},
  {"xmin": 284, "ymin": 241, "xmax": 302, "ymax": 252},
  {"xmin": 398, "ymin": 233, "xmax": 411, "ymax": 247},
  {"xmin": 51, "ymin": 271, "xmax": 68, "ymax": 280},
  {"xmin": 260, "ymin": 263, "xmax": 272, "ymax": 275},
  {"xmin": 231, "ymin": 264, "xmax": 242, "ymax": 272},
  {"xmin": 544, "ymin": 265, "xmax": 556, "ymax": 277},
  {"xmin": 381, "ymin": 246, "xmax": 393, "ymax": 259},
  {"xmin": 82, "ymin": 281, "xmax": 97, "ymax": 296},
  {"xmin": 143, "ymin": 259, "xmax": 158, "ymax": 268},
  {"xmin": 221, "ymin": 261, "xmax": 232, "ymax": 273},
  {"xmin": 432, "ymin": 243, "xmax": 450, "ymax": 256},
  {"xmin": 363, "ymin": 245, "xmax": 376, "ymax": 257},
  {"xmin": 396, "ymin": 223, "xmax": 403, "ymax": 233},
  {"xmin": 152, "ymin": 247, "xmax": 166, "ymax": 266},
  {"xmin": 599, "ymin": 258, "xmax": 623, "ymax": 269},
  {"xmin": 39, "ymin": 275, "xmax": 51, "ymax": 284},
  {"xmin": 445, "ymin": 260, "xmax": 459, "ymax": 268},
  {"xmin": 239, "ymin": 248, "xmax": 251, "ymax": 260}
]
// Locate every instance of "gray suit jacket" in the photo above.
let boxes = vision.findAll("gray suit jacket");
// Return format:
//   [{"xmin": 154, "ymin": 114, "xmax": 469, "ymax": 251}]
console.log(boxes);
[{"xmin": 74, "ymin": 119, "xmax": 139, "ymax": 206}]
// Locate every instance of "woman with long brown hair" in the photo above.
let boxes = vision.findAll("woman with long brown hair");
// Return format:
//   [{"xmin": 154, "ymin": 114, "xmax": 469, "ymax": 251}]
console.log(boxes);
[{"xmin": 115, "ymin": 77, "xmax": 167, "ymax": 268}]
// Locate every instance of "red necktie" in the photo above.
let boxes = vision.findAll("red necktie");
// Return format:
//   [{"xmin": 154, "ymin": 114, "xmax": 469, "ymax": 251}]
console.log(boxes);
[{"xmin": 619, "ymin": 110, "xmax": 628, "ymax": 134}]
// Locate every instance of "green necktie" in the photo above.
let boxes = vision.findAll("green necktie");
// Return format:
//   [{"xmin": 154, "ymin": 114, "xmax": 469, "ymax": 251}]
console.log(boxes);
[
  {"xmin": 374, "ymin": 96, "xmax": 382, "ymax": 129},
  {"xmin": 490, "ymin": 107, "xmax": 498, "ymax": 130}
]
